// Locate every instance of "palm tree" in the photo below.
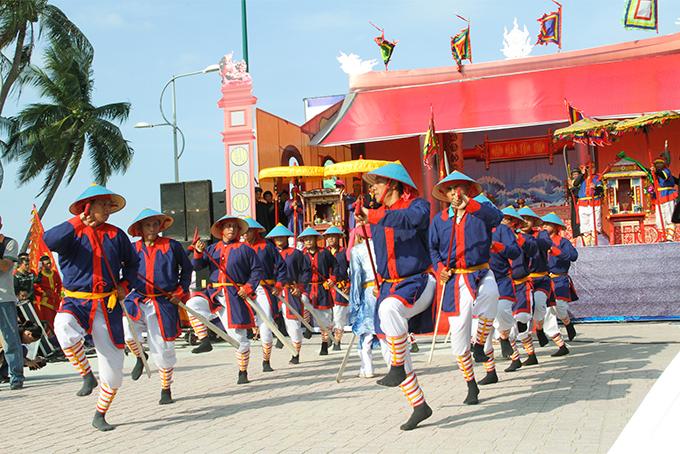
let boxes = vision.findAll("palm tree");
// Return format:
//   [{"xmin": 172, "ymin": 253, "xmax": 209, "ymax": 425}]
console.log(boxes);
[
  {"xmin": 0, "ymin": 0, "xmax": 90, "ymax": 188},
  {"xmin": 2, "ymin": 37, "xmax": 133, "ymax": 250}
]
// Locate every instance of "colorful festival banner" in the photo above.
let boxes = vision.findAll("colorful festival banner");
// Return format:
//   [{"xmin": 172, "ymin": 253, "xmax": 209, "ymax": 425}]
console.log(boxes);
[
  {"xmin": 422, "ymin": 105, "xmax": 441, "ymax": 176},
  {"xmin": 622, "ymin": 0, "xmax": 658, "ymax": 32},
  {"xmin": 370, "ymin": 22, "xmax": 398, "ymax": 70},
  {"xmin": 565, "ymin": 99, "xmax": 612, "ymax": 147},
  {"xmin": 536, "ymin": 1, "xmax": 562, "ymax": 49},
  {"xmin": 451, "ymin": 15, "xmax": 471, "ymax": 72},
  {"xmin": 27, "ymin": 205, "xmax": 56, "ymax": 274}
]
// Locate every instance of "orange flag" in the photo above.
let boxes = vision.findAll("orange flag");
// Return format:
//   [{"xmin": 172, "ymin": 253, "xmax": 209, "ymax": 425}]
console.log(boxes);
[{"xmin": 27, "ymin": 205, "xmax": 56, "ymax": 274}]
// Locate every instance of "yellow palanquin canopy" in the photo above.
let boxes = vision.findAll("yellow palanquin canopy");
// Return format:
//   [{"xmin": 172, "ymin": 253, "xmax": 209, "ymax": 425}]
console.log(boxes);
[
  {"xmin": 258, "ymin": 165, "xmax": 326, "ymax": 182},
  {"xmin": 553, "ymin": 117, "xmax": 619, "ymax": 142},
  {"xmin": 323, "ymin": 159, "xmax": 393, "ymax": 178},
  {"xmin": 613, "ymin": 111, "xmax": 680, "ymax": 135}
]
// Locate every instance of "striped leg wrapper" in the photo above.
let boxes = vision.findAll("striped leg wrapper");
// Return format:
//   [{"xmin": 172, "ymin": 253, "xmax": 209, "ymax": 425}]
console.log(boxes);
[
  {"xmin": 236, "ymin": 350, "xmax": 250, "ymax": 372},
  {"xmin": 189, "ymin": 316, "xmax": 209, "ymax": 340},
  {"xmin": 262, "ymin": 342, "xmax": 273, "ymax": 362},
  {"xmin": 399, "ymin": 372, "xmax": 425, "ymax": 407},
  {"xmin": 552, "ymin": 333, "xmax": 565, "ymax": 348},
  {"xmin": 473, "ymin": 317, "xmax": 494, "ymax": 345},
  {"xmin": 96, "ymin": 383, "xmax": 118, "ymax": 414},
  {"xmin": 667, "ymin": 226, "xmax": 676, "ymax": 242},
  {"xmin": 159, "ymin": 367, "xmax": 173, "ymax": 390},
  {"xmin": 521, "ymin": 336, "xmax": 535, "ymax": 356},
  {"xmin": 293, "ymin": 341, "xmax": 302, "ymax": 355},
  {"xmin": 63, "ymin": 339, "xmax": 92, "ymax": 377},
  {"xmin": 302, "ymin": 306, "xmax": 311, "ymax": 324},
  {"xmin": 321, "ymin": 329, "xmax": 330, "ymax": 343},
  {"xmin": 386, "ymin": 334, "xmax": 408, "ymax": 367},
  {"xmin": 535, "ymin": 318, "xmax": 544, "ymax": 330},
  {"xmin": 455, "ymin": 351, "xmax": 475, "ymax": 382},
  {"xmin": 334, "ymin": 328, "xmax": 343, "ymax": 343},
  {"xmin": 483, "ymin": 350, "xmax": 495, "ymax": 373},
  {"xmin": 126, "ymin": 340, "xmax": 141, "ymax": 358},
  {"xmin": 498, "ymin": 330, "xmax": 510, "ymax": 340},
  {"xmin": 510, "ymin": 339, "xmax": 520, "ymax": 361}
]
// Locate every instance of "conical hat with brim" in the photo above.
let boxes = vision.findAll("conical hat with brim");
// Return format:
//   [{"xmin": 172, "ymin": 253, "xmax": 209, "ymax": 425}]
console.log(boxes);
[
  {"xmin": 298, "ymin": 227, "xmax": 321, "ymax": 238},
  {"xmin": 322, "ymin": 226, "xmax": 345, "ymax": 236},
  {"xmin": 211, "ymin": 215, "xmax": 249, "ymax": 239},
  {"xmin": 473, "ymin": 194, "xmax": 493, "ymax": 205},
  {"xmin": 517, "ymin": 207, "xmax": 543, "ymax": 226},
  {"xmin": 541, "ymin": 212, "xmax": 565, "ymax": 229},
  {"xmin": 128, "ymin": 208, "xmax": 174, "ymax": 237},
  {"xmin": 432, "ymin": 171, "xmax": 483, "ymax": 202},
  {"xmin": 362, "ymin": 162, "xmax": 419, "ymax": 196},
  {"xmin": 243, "ymin": 216, "xmax": 266, "ymax": 232},
  {"xmin": 266, "ymin": 223, "xmax": 294, "ymax": 238},
  {"xmin": 501, "ymin": 206, "xmax": 524, "ymax": 223},
  {"xmin": 70, "ymin": 184, "xmax": 126, "ymax": 215}
]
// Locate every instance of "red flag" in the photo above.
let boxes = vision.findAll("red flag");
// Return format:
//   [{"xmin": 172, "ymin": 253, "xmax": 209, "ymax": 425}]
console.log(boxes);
[
  {"xmin": 27, "ymin": 205, "xmax": 56, "ymax": 274},
  {"xmin": 423, "ymin": 105, "xmax": 440, "ymax": 175}
]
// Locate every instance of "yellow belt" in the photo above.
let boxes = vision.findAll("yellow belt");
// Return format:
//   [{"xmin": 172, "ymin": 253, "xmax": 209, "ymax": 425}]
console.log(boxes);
[
  {"xmin": 212, "ymin": 283, "xmax": 236, "ymax": 288},
  {"xmin": 513, "ymin": 276, "xmax": 531, "ymax": 285},
  {"xmin": 362, "ymin": 281, "xmax": 376, "ymax": 289},
  {"xmin": 550, "ymin": 273, "xmax": 567, "ymax": 278},
  {"xmin": 529, "ymin": 272, "xmax": 549, "ymax": 278},
  {"xmin": 64, "ymin": 289, "xmax": 118, "ymax": 310},
  {"xmin": 452, "ymin": 263, "xmax": 490, "ymax": 274},
  {"xmin": 139, "ymin": 292, "xmax": 164, "ymax": 298},
  {"xmin": 259, "ymin": 279, "xmax": 276, "ymax": 286},
  {"xmin": 383, "ymin": 267, "xmax": 435, "ymax": 284}
]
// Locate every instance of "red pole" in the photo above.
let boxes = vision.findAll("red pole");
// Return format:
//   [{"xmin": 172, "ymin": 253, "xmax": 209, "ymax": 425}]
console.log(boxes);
[{"xmin": 358, "ymin": 171, "xmax": 380, "ymax": 290}]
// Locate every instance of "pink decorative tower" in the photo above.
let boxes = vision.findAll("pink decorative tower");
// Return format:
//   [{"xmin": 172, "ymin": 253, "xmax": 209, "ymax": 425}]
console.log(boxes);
[{"xmin": 217, "ymin": 52, "xmax": 257, "ymax": 218}]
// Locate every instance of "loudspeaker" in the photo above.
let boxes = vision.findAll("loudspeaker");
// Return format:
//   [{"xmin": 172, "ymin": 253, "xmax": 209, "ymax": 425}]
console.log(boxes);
[
  {"xmin": 212, "ymin": 190, "xmax": 226, "ymax": 224},
  {"xmin": 160, "ymin": 182, "xmax": 187, "ymax": 241},
  {"xmin": 185, "ymin": 180, "xmax": 213, "ymax": 243}
]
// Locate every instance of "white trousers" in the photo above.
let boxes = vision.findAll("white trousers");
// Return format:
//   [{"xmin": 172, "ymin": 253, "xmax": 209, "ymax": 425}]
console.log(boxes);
[
  {"xmin": 123, "ymin": 301, "xmax": 177, "ymax": 370},
  {"xmin": 494, "ymin": 298, "xmax": 517, "ymax": 340},
  {"xmin": 379, "ymin": 274, "xmax": 436, "ymax": 374},
  {"xmin": 186, "ymin": 293, "xmax": 250, "ymax": 354},
  {"xmin": 281, "ymin": 296, "xmax": 302, "ymax": 344},
  {"xmin": 359, "ymin": 334, "xmax": 375, "ymax": 376},
  {"xmin": 543, "ymin": 300, "xmax": 569, "ymax": 337},
  {"xmin": 316, "ymin": 308, "xmax": 333, "ymax": 330},
  {"xmin": 332, "ymin": 304, "xmax": 348, "ymax": 331},
  {"xmin": 578, "ymin": 205, "xmax": 602, "ymax": 235},
  {"xmin": 448, "ymin": 272, "xmax": 499, "ymax": 356},
  {"xmin": 253, "ymin": 286, "xmax": 274, "ymax": 345},
  {"xmin": 55, "ymin": 307, "xmax": 124, "ymax": 389},
  {"xmin": 656, "ymin": 199, "xmax": 677, "ymax": 240},
  {"xmin": 533, "ymin": 290, "xmax": 548, "ymax": 324}
]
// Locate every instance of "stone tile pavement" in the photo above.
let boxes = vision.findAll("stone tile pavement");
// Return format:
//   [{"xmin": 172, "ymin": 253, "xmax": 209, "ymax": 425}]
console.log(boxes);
[{"xmin": 1, "ymin": 322, "xmax": 678, "ymax": 453}]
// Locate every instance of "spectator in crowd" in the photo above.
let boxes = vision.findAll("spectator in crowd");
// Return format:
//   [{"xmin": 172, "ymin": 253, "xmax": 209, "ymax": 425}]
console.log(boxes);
[
  {"xmin": 0, "ymin": 215, "xmax": 25, "ymax": 390},
  {"xmin": 13, "ymin": 253, "xmax": 41, "ymax": 304},
  {"xmin": 277, "ymin": 190, "xmax": 290, "ymax": 228},
  {"xmin": 34, "ymin": 255, "xmax": 62, "ymax": 336},
  {"xmin": 0, "ymin": 320, "xmax": 46, "ymax": 382}
]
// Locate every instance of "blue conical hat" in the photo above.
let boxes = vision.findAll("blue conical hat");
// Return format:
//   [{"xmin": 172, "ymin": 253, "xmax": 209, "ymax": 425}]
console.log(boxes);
[
  {"xmin": 362, "ymin": 162, "xmax": 419, "ymax": 196},
  {"xmin": 473, "ymin": 194, "xmax": 493, "ymax": 205},
  {"xmin": 501, "ymin": 206, "xmax": 523, "ymax": 223},
  {"xmin": 128, "ymin": 208, "xmax": 174, "ymax": 237},
  {"xmin": 70, "ymin": 184, "xmax": 126, "ymax": 215},
  {"xmin": 298, "ymin": 227, "xmax": 321, "ymax": 238},
  {"xmin": 266, "ymin": 223, "xmax": 294, "ymax": 238},
  {"xmin": 432, "ymin": 171, "xmax": 483, "ymax": 202},
  {"xmin": 243, "ymin": 216, "xmax": 265, "ymax": 231},
  {"xmin": 541, "ymin": 212, "xmax": 565, "ymax": 228},
  {"xmin": 210, "ymin": 215, "xmax": 249, "ymax": 239},
  {"xmin": 322, "ymin": 225, "xmax": 345, "ymax": 236},
  {"xmin": 517, "ymin": 207, "xmax": 543, "ymax": 226}
]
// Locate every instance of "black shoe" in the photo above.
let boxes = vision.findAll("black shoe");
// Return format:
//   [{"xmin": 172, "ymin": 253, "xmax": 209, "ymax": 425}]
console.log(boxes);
[
  {"xmin": 262, "ymin": 360, "xmax": 274, "ymax": 372},
  {"xmin": 410, "ymin": 342, "xmax": 420, "ymax": 353},
  {"xmin": 504, "ymin": 359, "xmax": 523, "ymax": 372},
  {"xmin": 10, "ymin": 381, "xmax": 23, "ymax": 390},
  {"xmin": 400, "ymin": 402, "xmax": 432, "ymax": 431},
  {"xmin": 536, "ymin": 329, "xmax": 549, "ymax": 347},
  {"xmin": 500, "ymin": 339, "xmax": 513, "ymax": 358},
  {"xmin": 472, "ymin": 343, "xmax": 490, "ymax": 363},
  {"xmin": 92, "ymin": 412, "xmax": 115, "ymax": 431},
  {"xmin": 237, "ymin": 370, "xmax": 249, "ymax": 384},
  {"xmin": 320, "ymin": 341, "xmax": 329, "ymax": 356},
  {"xmin": 522, "ymin": 353, "xmax": 539, "ymax": 366},
  {"xmin": 551, "ymin": 345, "xmax": 570, "ymax": 357},
  {"xmin": 77, "ymin": 371, "xmax": 98, "ymax": 397},
  {"xmin": 376, "ymin": 364, "xmax": 406, "ymax": 387},
  {"xmin": 289, "ymin": 355, "xmax": 299, "ymax": 365},
  {"xmin": 478, "ymin": 370, "xmax": 498, "ymax": 385},
  {"xmin": 275, "ymin": 338, "xmax": 284, "ymax": 349},
  {"xmin": 191, "ymin": 337, "xmax": 212, "ymax": 354},
  {"xmin": 131, "ymin": 352, "xmax": 148, "ymax": 381},
  {"xmin": 159, "ymin": 388, "xmax": 174, "ymax": 405},
  {"xmin": 565, "ymin": 323, "xmax": 577, "ymax": 341},
  {"xmin": 464, "ymin": 380, "xmax": 479, "ymax": 405},
  {"xmin": 303, "ymin": 328, "xmax": 313, "ymax": 339},
  {"xmin": 332, "ymin": 341, "xmax": 341, "ymax": 351}
]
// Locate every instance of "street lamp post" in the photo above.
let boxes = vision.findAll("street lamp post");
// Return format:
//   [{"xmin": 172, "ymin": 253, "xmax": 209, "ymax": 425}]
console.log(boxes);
[{"xmin": 135, "ymin": 64, "xmax": 220, "ymax": 183}]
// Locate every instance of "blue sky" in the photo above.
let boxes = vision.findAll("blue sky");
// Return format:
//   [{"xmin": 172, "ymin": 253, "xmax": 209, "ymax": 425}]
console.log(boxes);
[{"xmin": 2, "ymin": 0, "xmax": 679, "ymax": 243}]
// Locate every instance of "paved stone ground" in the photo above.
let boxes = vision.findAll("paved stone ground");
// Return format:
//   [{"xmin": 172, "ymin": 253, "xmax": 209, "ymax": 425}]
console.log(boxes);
[{"xmin": 2, "ymin": 322, "xmax": 678, "ymax": 453}]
